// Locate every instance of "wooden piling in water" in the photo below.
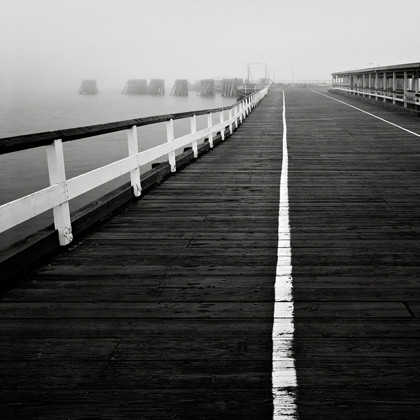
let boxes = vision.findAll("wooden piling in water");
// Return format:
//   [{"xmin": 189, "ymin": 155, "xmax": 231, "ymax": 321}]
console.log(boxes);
[
  {"xmin": 170, "ymin": 79, "xmax": 189, "ymax": 96},
  {"xmin": 147, "ymin": 79, "xmax": 165, "ymax": 95},
  {"xmin": 78, "ymin": 80, "xmax": 98, "ymax": 95},
  {"xmin": 221, "ymin": 79, "xmax": 238, "ymax": 97},
  {"xmin": 198, "ymin": 79, "xmax": 215, "ymax": 96},
  {"xmin": 121, "ymin": 79, "xmax": 148, "ymax": 95}
]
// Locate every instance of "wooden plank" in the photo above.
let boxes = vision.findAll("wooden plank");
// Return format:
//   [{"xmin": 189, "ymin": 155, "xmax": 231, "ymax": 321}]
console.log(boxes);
[
  {"xmin": 0, "ymin": 359, "xmax": 272, "ymax": 389},
  {"xmin": 0, "ymin": 389, "xmax": 274, "ymax": 419},
  {"xmin": 0, "ymin": 318, "xmax": 274, "ymax": 338},
  {"xmin": 0, "ymin": 301, "xmax": 410, "ymax": 319},
  {"xmin": 1, "ymin": 284, "xmax": 275, "ymax": 303},
  {"xmin": 0, "ymin": 318, "xmax": 418, "ymax": 339},
  {"xmin": 5, "ymin": 336, "xmax": 418, "ymax": 362}
]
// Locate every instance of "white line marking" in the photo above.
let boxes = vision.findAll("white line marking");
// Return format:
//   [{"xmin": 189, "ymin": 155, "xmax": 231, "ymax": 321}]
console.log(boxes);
[
  {"xmin": 272, "ymin": 91, "xmax": 297, "ymax": 419},
  {"xmin": 311, "ymin": 90, "xmax": 420, "ymax": 138}
]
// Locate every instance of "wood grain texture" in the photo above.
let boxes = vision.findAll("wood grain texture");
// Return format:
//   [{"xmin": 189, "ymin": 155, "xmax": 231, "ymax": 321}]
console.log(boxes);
[
  {"xmin": 287, "ymin": 87, "xmax": 420, "ymax": 419},
  {"xmin": 0, "ymin": 91, "xmax": 282, "ymax": 419},
  {"xmin": 1, "ymin": 87, "xmax": 420, "ymax": 418}
]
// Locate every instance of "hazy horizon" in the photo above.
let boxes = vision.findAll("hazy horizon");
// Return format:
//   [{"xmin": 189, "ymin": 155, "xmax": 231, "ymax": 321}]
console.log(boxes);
[{"xmin": 1, "ymin": 0, "xmax": 419, "ymax": 96}]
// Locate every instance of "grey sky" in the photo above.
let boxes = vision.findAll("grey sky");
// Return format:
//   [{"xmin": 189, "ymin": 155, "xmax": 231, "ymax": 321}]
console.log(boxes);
[{"xmin": 1, "ymin": 0, "xmax": 419, "ymax": 93}]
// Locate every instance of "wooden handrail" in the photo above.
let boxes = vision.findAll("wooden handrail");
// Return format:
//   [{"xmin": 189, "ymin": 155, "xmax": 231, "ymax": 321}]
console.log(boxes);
[
  {"xmin": 0, "ymin": 87, "xmax": 269, "ymax": 246},
  {"xmin": 0, "ymin": 98, "xmax": 250, "ymax": 155}
]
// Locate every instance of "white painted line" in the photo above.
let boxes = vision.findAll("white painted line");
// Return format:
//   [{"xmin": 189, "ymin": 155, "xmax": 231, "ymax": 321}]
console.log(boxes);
[
  {"xmin": 311, "ymin": 90, "xmax": 420, "ymax": 138},
  {"xmin": 272, "ymin": 91, "xmax": 297, "ymax": 419}
]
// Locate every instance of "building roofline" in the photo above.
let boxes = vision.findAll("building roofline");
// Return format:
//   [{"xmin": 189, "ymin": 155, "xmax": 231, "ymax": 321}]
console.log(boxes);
[{"xmin": 331, "ymin": 62, "xmax": 420, "ymax": 76}]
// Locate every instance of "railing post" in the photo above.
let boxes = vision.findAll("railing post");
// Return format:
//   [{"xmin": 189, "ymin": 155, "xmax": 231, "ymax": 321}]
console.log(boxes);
[
  {"xmin": 127, "ymin": 125, "xmax": 141, "ymax": 197},
  {"xmin": 219, "ymin": 110, "xmax": 225, "ymax": 140},
  {"xmin": 383, "ymin": 72, "xmax": 387, "ymax": 102},
  {"xmin": 166, "ymin": 118, "xmax": 176, "ymax": 172},
  {"xmin": 207, "ymin": 112, "xmax": 213, "ymax": 148},
  {"xmin": 228, "ymin": 108, "xmax": 233, "ymax": 134},
  {"xmin": 239, "ymin": 102, "xmax": 243, "ymax": 123},
  {"xmin": 392, "ymin": 71, "xmax": 396, "ymax": 105},
  {"xmin": 190, "ymin": 115, "xmax": 198, "ymax": 158},
  {"xmin": 46, "ymin": 139, "xmax": 73, "ymax": 246},
  {"xmin": 234, "ymin": 106, "xmax": 238, "ymax": 129}
]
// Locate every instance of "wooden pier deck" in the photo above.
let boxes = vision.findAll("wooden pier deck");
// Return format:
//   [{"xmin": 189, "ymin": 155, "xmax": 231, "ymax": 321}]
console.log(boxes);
[{"xmin": 1, "ymin": 88, "xmax": 420, "ymax": 419}]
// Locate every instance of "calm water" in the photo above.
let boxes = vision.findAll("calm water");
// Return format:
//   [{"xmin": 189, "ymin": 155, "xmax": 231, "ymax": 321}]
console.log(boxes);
[{"xmin": 0, "ymin": 89, "xmax": 234, "ymax": 248}]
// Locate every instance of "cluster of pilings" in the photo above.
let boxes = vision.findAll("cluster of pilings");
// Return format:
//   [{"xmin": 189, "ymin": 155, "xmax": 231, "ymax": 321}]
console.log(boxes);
[
  {"xmin": 147, "ymin": 79, "xmax": 165, "ymax": 95},
  {"xmin": 121, "ymin": 79, "xmax": 148, "ymax": 95},
  {"xmin": 78, "ymin": 77, "xmax": 242, "ymax": 97},
  {"xmin": 221, "ymin": 79, "xmax": 238, "ymax": 97},
  {"xmin": 78, "ymin": 80, "xmax": 98, "ymax": 95},
  {"xmin": 170, "ymin": 79, "xmax": 189, "ymax": 96},
  {"xmin": 198, "ymin": 79, "xmax": 215, "ymax": 96}
]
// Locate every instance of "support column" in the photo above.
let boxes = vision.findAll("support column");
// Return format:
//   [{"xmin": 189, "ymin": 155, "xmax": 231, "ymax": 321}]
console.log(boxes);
[
  {"xmin": 383, "ymin": 72, "xmax": 387, "ymax": 102},
  {"xmin": 362, "ymin": 74, "xmax": 366, "ymax": 97},
  {"xmin": 392, "ymin": 71, "xmax": 396, "ymax": 104},
  {"xmin": 404, "ymin": 71, "xmax": 408, "ymax": 108}
]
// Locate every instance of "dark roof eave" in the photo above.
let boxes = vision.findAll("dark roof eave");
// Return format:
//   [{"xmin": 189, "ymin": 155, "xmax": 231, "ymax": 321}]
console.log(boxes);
[{"xmin": 331, "ymin": 62, "xmax": 420, "ymax": 76}]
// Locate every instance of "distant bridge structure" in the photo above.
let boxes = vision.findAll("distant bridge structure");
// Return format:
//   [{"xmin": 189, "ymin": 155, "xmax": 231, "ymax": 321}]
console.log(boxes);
[{"xmin": 246, "ymin": 62, "xmax": 271, "ymax": 85}]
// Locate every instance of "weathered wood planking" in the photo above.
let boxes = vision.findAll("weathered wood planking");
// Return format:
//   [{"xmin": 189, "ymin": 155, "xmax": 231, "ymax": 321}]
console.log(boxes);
[
  {"xmin": 286, "ymin": 87, "xmax": 420, "ymax": 418},
  {"xmin": 1, "ymin": 88, "xmax": 420, "ymax": 418},
  {"xmin": 0, "ymin": 91, "xmax": 283, "ymax": 418}
]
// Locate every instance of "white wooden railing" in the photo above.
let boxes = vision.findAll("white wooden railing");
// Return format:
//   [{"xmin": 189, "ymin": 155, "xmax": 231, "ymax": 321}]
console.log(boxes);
[
  {"xmin": 331, "ymin": 86, "xmax": 420, "ymax": 105},
  {"xmin": 0, "ymin": 87, "xmax": 268, "ymax": 246}
]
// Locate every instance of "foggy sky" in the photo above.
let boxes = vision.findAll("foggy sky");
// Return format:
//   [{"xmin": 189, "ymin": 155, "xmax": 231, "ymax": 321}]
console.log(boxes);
[{"xmin": 1, "ymin": 0, "xmax": 419, "ymax": 93}]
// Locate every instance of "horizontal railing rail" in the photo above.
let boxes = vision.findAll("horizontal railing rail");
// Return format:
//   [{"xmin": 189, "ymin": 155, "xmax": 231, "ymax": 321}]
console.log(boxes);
[
  {"xmin": 331, "ymin": 86, "xmax": 420, "ymax": 105},
  {"xmin": 0, "ymin": 87, "xmax": 269, "ymax": 246},
  {"xmin": 1, "ymin": 94, "xmax": 260, "ymax": 155}
]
